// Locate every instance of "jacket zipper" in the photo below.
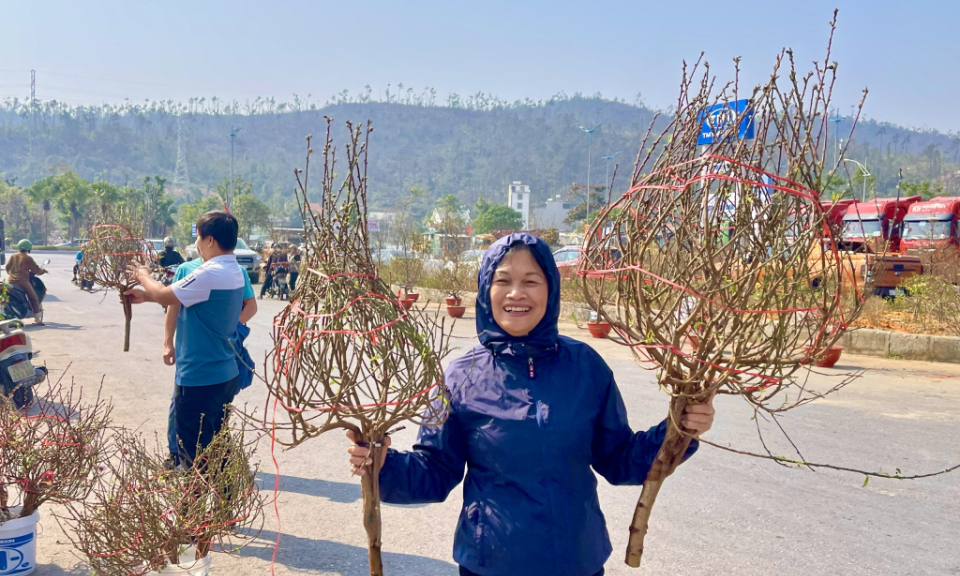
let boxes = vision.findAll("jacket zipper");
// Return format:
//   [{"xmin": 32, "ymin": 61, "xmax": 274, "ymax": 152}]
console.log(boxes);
[{"xmin": 528, "ymin": 357, "xmax": 535, "ymax": 379}]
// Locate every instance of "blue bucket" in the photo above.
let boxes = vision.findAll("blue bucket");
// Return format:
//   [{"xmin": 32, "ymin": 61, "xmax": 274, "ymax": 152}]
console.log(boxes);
[{"xmin": 0, "ymin": 509, "xmax": 38, "ymax": 575}]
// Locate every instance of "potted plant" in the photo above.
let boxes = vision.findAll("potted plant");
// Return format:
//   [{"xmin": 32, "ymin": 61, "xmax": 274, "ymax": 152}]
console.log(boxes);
[
  {"xmin": 0, "ymin": 382, "xmax": 112, "ymax": 576},
  {"xmin": 62, "ymin": 426, "xmax": 263, "ymax": 576}
]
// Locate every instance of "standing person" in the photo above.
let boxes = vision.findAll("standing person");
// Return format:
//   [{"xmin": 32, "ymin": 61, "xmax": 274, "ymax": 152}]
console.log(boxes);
[
  {"xmin": 287, "ymin": 246, "xmax": 301, "ymax": 292},
  {"xmin": 73, "ymin": 249, "xmax": 83, "ymax": 283},
  {"xmin": 126, "ymin": 211, "xmax": 246, "ymax": 465},
  {"xmin": 158, "ymin": 237, "xmax": 185, "ymax": 268},
  {"xmin": 346, "ymin": 233, "xmax": 715, "ymax": 576},
  {"xmin": 159, "ymin": 246, "xmax": 258, "ymax": 467},
  {"xmin": 5, "ymin": 240, "xmax": 47, "ymax": 325},
  {"xmin": 259, "ymin": 243, "xmax": 288, "ymax": 299}
]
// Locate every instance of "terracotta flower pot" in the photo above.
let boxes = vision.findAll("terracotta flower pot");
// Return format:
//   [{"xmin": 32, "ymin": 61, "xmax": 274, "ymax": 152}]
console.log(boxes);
[
  {"xmin": 400, "ymin": 299, "xmax": 415, "ymax": 310},
  {"xmin": 587, "ymin": 321, "xmax": 612, "ymax": 338},
  {"xmin": 813, "ymin": 345, "xmax": 843, "ymax": 368},
  {"xmin": 446, "ymin": 305, "xmax": 466, "ymax": 318},
  {"xmin": 406, "ymin": 293, "xmax": 420, "ymax": 302},
  {"xmin": 445, "ymin": 296, "xmax": 462, "ymax": 306}
]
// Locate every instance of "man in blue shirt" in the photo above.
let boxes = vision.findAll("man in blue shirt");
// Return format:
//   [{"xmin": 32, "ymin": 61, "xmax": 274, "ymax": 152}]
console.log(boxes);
[{"xmin": 127, "ymin": 211, "xmax": 249, "ymax": 464}]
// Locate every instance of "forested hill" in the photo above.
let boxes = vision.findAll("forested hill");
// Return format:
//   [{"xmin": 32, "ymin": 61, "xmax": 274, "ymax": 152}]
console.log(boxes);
[{"xmin": 1, "ymin": 95, "xmax": 958, "ymax": 216}]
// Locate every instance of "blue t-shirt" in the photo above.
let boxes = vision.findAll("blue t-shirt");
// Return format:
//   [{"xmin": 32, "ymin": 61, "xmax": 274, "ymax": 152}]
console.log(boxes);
[
  {"xmin": 174, "ymin": 258, "xmax": 255, "ymax": 299},
  {"xmin": 75, "ymin": 251, "xmax": 83, "ymax": 262},
  {"xmin": 171, "ymin": 254, "xmax": 246, "ymax": 387}
]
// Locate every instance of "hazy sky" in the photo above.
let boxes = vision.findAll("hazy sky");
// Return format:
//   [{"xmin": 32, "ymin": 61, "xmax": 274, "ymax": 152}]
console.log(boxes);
[{"xmin": 2, "ymin": 0, "xmax": 958, "ymax": 131}]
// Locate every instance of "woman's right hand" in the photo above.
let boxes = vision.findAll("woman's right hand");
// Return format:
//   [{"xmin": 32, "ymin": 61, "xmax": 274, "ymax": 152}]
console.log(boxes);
[{"xmin": 346, "ymin": 430, "xmax": 391, "ymax": 477}]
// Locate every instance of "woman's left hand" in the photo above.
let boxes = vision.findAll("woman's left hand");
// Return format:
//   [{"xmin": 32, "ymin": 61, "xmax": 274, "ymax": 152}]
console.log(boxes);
[{"xmin": 681, "ymin": 395, "xmax": 716, "ymax": 436}]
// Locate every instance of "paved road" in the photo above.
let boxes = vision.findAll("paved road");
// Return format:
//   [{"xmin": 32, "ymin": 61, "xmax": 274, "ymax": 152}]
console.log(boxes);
[{"xmin": 24, "ymin": 253, "xmax": 960, "ymax": 575}]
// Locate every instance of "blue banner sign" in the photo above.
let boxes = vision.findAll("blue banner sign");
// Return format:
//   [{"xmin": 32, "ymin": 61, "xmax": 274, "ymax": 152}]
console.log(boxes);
[{"xmin": 698, "ymin": 99, "xmax": 755, "ymax": 145}]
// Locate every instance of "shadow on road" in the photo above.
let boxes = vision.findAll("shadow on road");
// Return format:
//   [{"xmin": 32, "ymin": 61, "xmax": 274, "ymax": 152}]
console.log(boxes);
[
  {"xmin": 32, "ymin": 563, "xmax": 89, "ymax": 575},
  {"xmin": 44, "ymin": 294, "xmax": 62, "ymax": 302},
  {"xmin": 256, "ymin": 472, "xmax": 361, "ymax": 503},
  {"xmin": 248, "ymin": 529, "xmax": 457, "ymax": 575},
  {"xmin": 26, "ymin": 322, "xmax": 83, "ymax": 331}
]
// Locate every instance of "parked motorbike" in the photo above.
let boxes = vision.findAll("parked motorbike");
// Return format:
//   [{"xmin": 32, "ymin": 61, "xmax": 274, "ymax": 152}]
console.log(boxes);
[
  {"xmin": 3, "ymin": 259, "xmax": 49, "ymax": 322},
  {"xmin": 0, "ymin": 318, "xmax": 48, "ymax": 408}
]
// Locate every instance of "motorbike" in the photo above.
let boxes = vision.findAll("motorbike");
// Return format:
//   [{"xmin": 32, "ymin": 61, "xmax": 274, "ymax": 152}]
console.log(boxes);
[
  {"xmin": 268, "ymin": 262, "xmax": 289, "ymax": 300},
  {"xmin": 3, "ymin": 259, "xmax": 50, "ymax": 322},
  {"xmin": 0, "ymin": 318, "xmax": 48, "ymax": 408},
  {"xmin": 155, "ymin": 265, "xmax": 179, "ymax": 312}
]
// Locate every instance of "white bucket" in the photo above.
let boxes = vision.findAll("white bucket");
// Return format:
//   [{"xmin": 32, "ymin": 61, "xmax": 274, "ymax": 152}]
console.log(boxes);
[
  {"xmin": 152, "ymin": 547, "xmax": 212, "ymax": 576},
  {"xmin": 0, "ymin": 508, "xmax": 39, "ymax": 576}
]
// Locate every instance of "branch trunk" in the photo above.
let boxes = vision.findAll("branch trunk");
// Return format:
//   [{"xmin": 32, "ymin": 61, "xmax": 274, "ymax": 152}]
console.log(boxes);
[
  {"xmin": 360, "ymin": 437, "xmax": 384, "ymax": 576},
  {"xmin": 624, "ymin": 396, "xmax": 693, "ymax": 569},
  {"xmin": 121, "ymin": 294, "xmax": 132, "ymax": 352}
]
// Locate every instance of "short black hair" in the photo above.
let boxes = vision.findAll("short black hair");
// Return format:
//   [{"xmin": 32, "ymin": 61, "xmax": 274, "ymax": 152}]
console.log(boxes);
[{"xmin": 196, "ymin": 211, "xmax": 239, "ymax": 251}]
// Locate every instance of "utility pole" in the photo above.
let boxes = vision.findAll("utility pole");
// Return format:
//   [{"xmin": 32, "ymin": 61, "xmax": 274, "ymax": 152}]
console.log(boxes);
[
  {"xmin": 829, "ymin": 109, "xmax": 842, "ymax": 167},
  {"xmin": 229, "ymin": 126, "xmax": 241, "ymax": 211},
  {"xmin": 578, "ymin": 122, "xmax": 603, "ymax": 226},
  {"xmin": 30, "ymin": 70, "xmax": 36, "ymax": 129},
  {"xmin": 602, "ymin": 151, "xmax": 621, "ymax": 205}
]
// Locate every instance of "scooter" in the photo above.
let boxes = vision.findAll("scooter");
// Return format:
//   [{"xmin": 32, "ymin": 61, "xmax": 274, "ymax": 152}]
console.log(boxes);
[
  {"xmin": 0, "ymin": 319, "xmax": 47, "ymax": 408},
  {"xmin": 3, "ymin": 259, "xmax": 49, "ymax": 323}
]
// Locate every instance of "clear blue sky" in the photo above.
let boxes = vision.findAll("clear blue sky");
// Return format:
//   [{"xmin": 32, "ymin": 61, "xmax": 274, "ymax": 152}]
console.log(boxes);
[{"xmin": 2, "ymin": 0, "xmax": 958, "ymax": 131}]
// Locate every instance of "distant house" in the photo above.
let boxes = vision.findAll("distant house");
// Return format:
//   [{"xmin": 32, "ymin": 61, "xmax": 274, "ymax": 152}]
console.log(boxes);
[
  {"xmin": 508, "ymin": 182, "xmax": 531, "ymax": 228},
  {"xmin": 532, "ymin": 195, "xmax": 576, "ymax": 230}
]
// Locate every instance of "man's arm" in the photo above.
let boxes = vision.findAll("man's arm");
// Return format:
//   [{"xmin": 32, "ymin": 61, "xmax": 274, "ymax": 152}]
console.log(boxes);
[
  {"xmin": 163, "ymin": 302, "xmax": 180, "ymax": 366},
  {"xmin": 126, "ymin": 266, "xmax": 181, "ymax": 306},
  {"xmin": 239, "ymin": 297, "xmax": 257, "ymax": 324}
]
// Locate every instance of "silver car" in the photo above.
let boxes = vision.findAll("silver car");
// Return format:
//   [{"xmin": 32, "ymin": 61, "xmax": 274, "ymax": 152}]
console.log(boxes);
[{"xmin": 185, "ymin": 238, "xmax": 262, "ymax": 283}]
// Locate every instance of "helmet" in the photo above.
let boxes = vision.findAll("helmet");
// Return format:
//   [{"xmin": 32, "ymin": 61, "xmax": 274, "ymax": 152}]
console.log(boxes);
[
  {"xmin": 17, "ymin": 239, "xmax": 32, "ymax": 251},
  {"xmin": 164, "ymin": 237, "xmax": 175, "ymax": 248}
]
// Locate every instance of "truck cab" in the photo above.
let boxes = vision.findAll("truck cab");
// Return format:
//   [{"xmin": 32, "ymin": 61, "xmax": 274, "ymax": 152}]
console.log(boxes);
[
  {"xmin": 900, "ymin": 197, "xmax": 960, "ymax": 258},
  {"xmin": 838, "ymin": 196, "xmax": 923, "ymax": 297}
]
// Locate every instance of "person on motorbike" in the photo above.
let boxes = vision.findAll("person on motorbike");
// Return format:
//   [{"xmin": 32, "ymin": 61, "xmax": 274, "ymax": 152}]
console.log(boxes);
[
  {"xmin": 158, "ymin": 237, "xmax": 185, "ymax": 268},
  {"xmin": 259, "ymin": 243, "xmax": 288, "ymax": 299},
  {"xmin": 5, "ymin": 240, "xmax": 47, "ymax": 325},
  {"xmin": 73, "ymin": 250, "xmax": 83, "ymax": 283}
]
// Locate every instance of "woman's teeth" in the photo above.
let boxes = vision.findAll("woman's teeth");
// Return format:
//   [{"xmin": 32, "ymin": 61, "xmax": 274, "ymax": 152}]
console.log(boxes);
[{"xmin": 505, "ymin": 306, "xmax": 531, "ymax": 312}]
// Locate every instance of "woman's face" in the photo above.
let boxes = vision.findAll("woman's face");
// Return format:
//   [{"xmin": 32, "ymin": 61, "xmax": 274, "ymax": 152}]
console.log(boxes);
[{"xmin": 490, "ymin": 249, "xmax": 549, "ymax": 337}]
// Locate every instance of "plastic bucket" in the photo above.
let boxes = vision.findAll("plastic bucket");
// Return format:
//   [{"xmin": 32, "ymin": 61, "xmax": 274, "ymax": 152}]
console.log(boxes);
[
  {"xmin": 0, "ymin": 508, "xmax": 39, "ymax": 576},
  {"xmin": 152, "ymin": 548, "xmax": 211, "ymax": 576}
]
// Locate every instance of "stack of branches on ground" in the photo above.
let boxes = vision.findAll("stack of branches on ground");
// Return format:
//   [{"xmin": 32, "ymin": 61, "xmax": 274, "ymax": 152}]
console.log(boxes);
[
  {"xmin": 80, "ymin": 208, "xmax": 156, "ymax": 351},
  {"xmin": 60, "ymin": 426, "xmax": 263, "ymax": 576},
  {"xmin": 0, "ymin": 380, "xmax": 112, "ymax": 523},
  {"xmin": 579, "ymin": 11, "xmax": 867, "ymax": 569},
  {"xmin": 260, "ymin": 118, "xmax": 452, "ymax": 576}
]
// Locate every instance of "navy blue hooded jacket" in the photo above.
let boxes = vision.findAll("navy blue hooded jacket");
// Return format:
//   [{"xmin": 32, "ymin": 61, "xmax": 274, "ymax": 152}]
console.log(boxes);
[{"xmin": 379, "ymin": 233, "xmax": 698, "ymax": 576}]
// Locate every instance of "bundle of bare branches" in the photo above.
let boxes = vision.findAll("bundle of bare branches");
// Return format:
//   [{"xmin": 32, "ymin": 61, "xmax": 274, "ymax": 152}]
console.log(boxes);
[
  {"xmin": 579, "ymin": 12, "xmax": 866, "ymax": 569},
  {"xmin": 61, "ymin": 426, "xmax": 263, "ymax": 576},
  {"xmin": 81, "ymin": 209, "xmax": 156, "ymax": 351},
  {"xmin": 262, "ymin": 118, "xmax": 452, "ymax": 576},
  {"xmin": 0, "ymin": 380, "xmax": 112, "ymax": 524}
]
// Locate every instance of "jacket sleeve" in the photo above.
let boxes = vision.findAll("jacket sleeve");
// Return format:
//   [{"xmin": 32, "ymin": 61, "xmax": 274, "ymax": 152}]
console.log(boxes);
[
  {"xmin": 377, "ymin": 399, "xmax": 468, "ymax": 504},
  {"xmin": 25, "ymin": 257, "xmax": 43, "ymax": 275},
  {"xmin": 591, "ymin": 374, "xmax": 698, "ymax": 486}
]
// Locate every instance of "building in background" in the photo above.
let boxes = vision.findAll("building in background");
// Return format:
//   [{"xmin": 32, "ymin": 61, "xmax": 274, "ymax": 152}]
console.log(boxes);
[
  {"xmin": 532, "ymin": 194, "xmax": 576, "ymax": 230},
  {"xmin": 508, "ymin": 181, "xmax": 530, "ymax": 228}
]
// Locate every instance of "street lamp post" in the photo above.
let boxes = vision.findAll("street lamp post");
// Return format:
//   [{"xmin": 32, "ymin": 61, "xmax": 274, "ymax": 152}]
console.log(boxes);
[
  {"xmin": 578, "ymin": 123, "xmax": 603, "ymax": 225},
  {"xmin": 842, "ymin": 158, "xmax": 871, "ymax": 201},
  {"xmin": 602, "ymin": 151, "xmax": 621, "ymax": 205},
  {"xmin": 229, "ymin": 126, "xmax": 242, "ymax": 211}
]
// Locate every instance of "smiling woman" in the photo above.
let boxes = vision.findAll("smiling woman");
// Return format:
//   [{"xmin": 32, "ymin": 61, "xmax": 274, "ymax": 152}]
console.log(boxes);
[{"xmin": 490, "ymin": 244, "xmax": 548, "ymax": 337}]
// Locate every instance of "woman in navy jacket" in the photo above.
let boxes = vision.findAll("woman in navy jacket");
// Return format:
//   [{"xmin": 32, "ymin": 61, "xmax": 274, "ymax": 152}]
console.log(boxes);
[{"xmin": 348, "ymin": 233, "xmax": 714, "ymax": 576}]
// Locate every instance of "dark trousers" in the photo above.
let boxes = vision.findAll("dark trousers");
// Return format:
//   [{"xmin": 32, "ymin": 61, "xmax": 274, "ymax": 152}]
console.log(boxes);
[
  {"xmin": 289, "ymin": 271, "xmax": 299, "ymax": 292},
  {"xmin": 173, "ymin": 376, "xmax": 238, "ymax": 465},
  {"xmin": 459, "ymin": 569, "xmax": 602, "ymax": 576},
  {"xmin": 259, "ymin": 272, "xmax": 273, "ymax": 297}
]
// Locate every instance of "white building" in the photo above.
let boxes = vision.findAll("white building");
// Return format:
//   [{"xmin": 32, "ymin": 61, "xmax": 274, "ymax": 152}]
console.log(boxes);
[
  {"xmin": 532, "ymin": 194, "xmax": 576, "ymax": 230},
  {"xmin": 507, "ymin": 181, "xmax": 530, "ymax": 228}
]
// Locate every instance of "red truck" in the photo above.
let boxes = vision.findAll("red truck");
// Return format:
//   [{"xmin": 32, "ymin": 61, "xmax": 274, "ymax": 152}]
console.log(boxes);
[
  {"xmin": 838, "ymin": 195, "xmax": 924, "ymax": 297},
  {"xmin": 900, "ymin": 197, "xmax": 960, "ymax": 262}
]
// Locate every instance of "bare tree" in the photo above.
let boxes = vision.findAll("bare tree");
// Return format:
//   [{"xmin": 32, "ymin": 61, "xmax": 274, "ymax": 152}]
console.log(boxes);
[
  {"xmin": 261, "ymin": 119, "xmax": 452, "ymax": 575},
  {"xmin": 580, "ymin": 12, "xmax": 874, "ymax": 568}
]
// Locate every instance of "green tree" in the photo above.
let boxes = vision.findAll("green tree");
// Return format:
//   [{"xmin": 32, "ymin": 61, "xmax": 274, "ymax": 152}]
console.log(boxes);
[
  {"xmin": 0, "ymin": 181, "xmax": 42, "ymax": 244},
  {"xmin": 233, "ymin": 193, "xmax": 272, "ymax": 241},
  {"xmin": 901, "ymin": 179, "xmax": 945, "ymax": 201},
  {"xmin": 215, "ymin": 177, "xmax": 251, "ymax": 213},
  {"xmin": 176, "ymin": 197, "xmax": 221, "ymax": 246},
  {"xmin": 24, "ymin": 174, "xmax": 64, "ymax": 245},
  {"xmin": 140, "ymin": 176, "xmax": 175, "ymax": 237},
  {"xmin": 563, "ymin": 183, "xmax": 607, "ymax": 226},
  {"xmin": 471, "ymin": 204, "xmax": 523, "ymax": 234}
]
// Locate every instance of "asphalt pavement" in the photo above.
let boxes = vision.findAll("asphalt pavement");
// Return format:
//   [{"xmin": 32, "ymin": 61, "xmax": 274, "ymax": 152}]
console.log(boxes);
[{"xmin": 23, "ymin": 253, "xmax": 960, "ymax": 575}]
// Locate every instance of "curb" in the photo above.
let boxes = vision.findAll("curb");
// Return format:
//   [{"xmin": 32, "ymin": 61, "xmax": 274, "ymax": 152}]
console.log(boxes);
[{"xmin": 837, "ymin": 328, "xmax": 960, "ymax": 364}]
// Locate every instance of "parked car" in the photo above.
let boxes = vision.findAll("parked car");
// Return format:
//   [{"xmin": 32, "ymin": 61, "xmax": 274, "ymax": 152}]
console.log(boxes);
[
  {"xmin": 185, "ymin": 238, "xmax": 262, "ymax": 283},
  {"xmin": 553, "ymin": 246, "xmax": 582, "ymax": 280}
]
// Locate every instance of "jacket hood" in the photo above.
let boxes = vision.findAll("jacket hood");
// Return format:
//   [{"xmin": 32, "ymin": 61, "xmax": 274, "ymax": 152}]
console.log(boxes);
[{"xmin": 476, "ymin": 233, "xmax": 560, "ymax": 351}]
